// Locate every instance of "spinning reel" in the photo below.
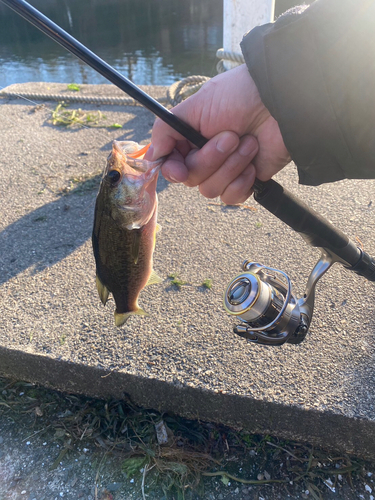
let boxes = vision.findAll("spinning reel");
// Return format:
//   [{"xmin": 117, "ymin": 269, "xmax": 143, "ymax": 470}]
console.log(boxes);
[
  {"xmin": 224, "ymin": 255, "xmax": 330, "ymax": 346},
  {"xmin": 224, "ymin": 180, "xmax": 375, "ymax": 346}
]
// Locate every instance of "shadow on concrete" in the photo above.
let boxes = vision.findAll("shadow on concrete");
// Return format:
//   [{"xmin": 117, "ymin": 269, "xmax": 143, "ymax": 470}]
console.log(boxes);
[{"xmin": 0, "ymin": 174, "xmax": 169, "ymax": 285}]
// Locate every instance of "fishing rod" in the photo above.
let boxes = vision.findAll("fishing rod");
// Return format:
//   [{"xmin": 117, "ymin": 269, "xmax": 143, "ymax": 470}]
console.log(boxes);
[{"xmin": 2, "ymin": 0, "xmax": 375, "ymax": 345}]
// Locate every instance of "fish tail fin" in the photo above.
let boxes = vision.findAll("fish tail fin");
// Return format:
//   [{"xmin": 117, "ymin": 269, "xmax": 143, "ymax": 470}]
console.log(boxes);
[
  {"xmin": 96, "ymin": 275, "xmax": 109, "ymax": 305},
  {"xmin": 115, "ymin": 307, "xmax": 149, "ymax": 327},
  {"xmin": 145, "ymin": 269, "xmax": 163, "ymax": 287}
]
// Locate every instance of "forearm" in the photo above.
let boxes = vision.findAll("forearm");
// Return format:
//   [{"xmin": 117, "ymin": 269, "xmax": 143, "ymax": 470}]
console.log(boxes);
[{"xmin": 241, "ymin": 0, "xmax": 375, "ymax": 185}]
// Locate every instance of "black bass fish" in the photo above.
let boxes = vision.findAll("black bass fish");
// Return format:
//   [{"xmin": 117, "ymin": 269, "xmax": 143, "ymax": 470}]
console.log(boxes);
[{"xmin": 92, "ymin": 141, "xmax": 164, "ymax": 326}]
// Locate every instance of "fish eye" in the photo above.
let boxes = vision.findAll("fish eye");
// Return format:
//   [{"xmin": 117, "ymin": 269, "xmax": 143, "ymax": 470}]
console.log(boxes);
[{"xmin": 107, "ymin": 170, "xmax": 121, "ymax": 184}]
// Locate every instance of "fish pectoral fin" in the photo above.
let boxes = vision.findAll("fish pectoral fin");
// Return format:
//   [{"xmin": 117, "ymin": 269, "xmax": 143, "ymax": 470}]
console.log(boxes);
[
  {"xmin": 115, "ymin": 307, "xmax": 149, "ymax": 327},
  {"xmin": 96, "ymin": 275, "xmax": 109, "ymax": 305},
  {"xmin": 132, "ymin": 230, "xmax": 141, "ymax": 264},
  {"xmin": 156, "ymin": 223, "xmax": 162, "ymax": 233},
  {"xmin": 145, "ymin": 270, "xmax": 163, "ymax": 287}
]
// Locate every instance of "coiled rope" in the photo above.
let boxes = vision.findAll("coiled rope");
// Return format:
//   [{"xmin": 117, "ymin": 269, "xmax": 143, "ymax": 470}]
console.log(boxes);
[
  {"xmin": 166, "ymin": 49, "xmax": 244, "ymax": 105},
  {"xmin": 0, "ymin": 49, "xmax": 244, "ymax": 107},
  {"xmin": 215, "ymin": 48, "xmax": 245, "ymax": 74}
]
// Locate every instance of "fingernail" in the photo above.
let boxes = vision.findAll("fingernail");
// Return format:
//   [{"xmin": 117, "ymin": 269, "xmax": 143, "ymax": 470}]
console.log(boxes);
[
  {"xmin": 168, "ymin": 175, "xmax": 179, "ymax": 183},
  {"xmin": 216, "ymin": 133, "xmax": 238, "ymax": 154},
  {"xmin": 239, "ymin": 136, "xmax": 257, "ymax": 157}
]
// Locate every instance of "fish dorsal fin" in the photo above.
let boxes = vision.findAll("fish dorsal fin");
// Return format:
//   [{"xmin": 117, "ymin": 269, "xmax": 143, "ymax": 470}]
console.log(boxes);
[
  {"xmin": 132, "ymin": 230, "xmax": 141, "ymax": 264},
  {"xmin": 145, "ymin": 270, "xmax": 163, "ymax": 287},
  {"xmin": 96, "ymin": 275, "xmax": 109, "ymax": 306},
  {"xmin": 115, "ymin": 308, "xmax": 149, "ymax": 327}
]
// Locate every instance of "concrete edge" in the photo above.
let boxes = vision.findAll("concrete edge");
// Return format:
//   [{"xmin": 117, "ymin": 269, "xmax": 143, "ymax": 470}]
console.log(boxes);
[{"xmin": 1, "ymin": 346, "xmax": 374, "ymax": 459}]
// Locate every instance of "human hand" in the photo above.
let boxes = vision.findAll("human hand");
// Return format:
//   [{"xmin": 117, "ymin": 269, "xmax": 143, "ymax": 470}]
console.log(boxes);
[{"xmin": 146, "ymin": 64, "xmax": 291, "ymax": 204}]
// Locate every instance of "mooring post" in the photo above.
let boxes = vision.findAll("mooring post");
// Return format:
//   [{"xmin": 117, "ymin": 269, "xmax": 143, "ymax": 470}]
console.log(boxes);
[{"xmin": 223, "ymin": 0, "xmax": 275, "ymax": 70}]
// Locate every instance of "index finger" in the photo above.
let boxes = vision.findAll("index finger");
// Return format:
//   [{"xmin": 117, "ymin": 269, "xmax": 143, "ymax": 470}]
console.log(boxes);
[{"xmin": 146, "ymin": 96, "xmax": 203, "ymax": 160}]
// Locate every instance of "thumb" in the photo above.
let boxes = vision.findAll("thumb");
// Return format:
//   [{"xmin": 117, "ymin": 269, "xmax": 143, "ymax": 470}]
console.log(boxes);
[{"xmin": 146, "ymin": 99, "xmax": 201, "ymax": 161}]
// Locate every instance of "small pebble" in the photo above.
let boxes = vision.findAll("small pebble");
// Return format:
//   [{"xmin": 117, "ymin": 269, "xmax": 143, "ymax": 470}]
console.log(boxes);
[{"xmin": 107, "ymin": 483, "xmax": 122, "ymax": 493}]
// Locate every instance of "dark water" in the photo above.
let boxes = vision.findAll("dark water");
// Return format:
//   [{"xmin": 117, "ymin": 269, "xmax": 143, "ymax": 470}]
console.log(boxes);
[
  {"xmin": 0, "ymin": 0, "xmax": 309, "ymax": 89},
  {"xmin": 0, "ymin": 0, "xmax": 223, "ymax": 88}
]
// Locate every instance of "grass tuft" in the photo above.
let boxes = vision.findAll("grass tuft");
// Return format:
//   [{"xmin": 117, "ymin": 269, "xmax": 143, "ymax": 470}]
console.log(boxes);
[
  {"xmin": 51, "ymin": 102, "xmax": 107, "ymax": 128},
  {"xmin": 168, "ymin": 273, "xmax": 188, "ymax": 290},
  {"xmin": 201, "ymin": 278, "xmax": 212, "ymax": 289}
]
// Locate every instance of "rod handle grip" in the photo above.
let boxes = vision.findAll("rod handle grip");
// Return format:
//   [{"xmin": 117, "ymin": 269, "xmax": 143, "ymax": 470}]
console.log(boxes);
[{"xmin": 254, "ymin": 179, "xmax": 361, "ymax": 266}]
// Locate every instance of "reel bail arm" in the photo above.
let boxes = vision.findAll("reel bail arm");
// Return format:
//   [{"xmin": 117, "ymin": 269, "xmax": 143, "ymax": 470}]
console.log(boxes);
[{"xmin": 225, "ymin": 181, "xmax": 375, "ymax": 346}]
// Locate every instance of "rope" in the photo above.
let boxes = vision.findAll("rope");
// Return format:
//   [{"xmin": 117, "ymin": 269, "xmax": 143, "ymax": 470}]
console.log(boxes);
[
  {"xmin": 0, "ymin": 49, "xmax": 244, "ymax": 107},
  {"xmin": 216, "ymin": 48, "xmax": 245, "ymax": 73},
  {"xmin": 0, "ymin": 91, "xmax": 168, "ymax": 106},
  {"xmin": 167, "ymin": 75, "xmax": 210, "ymax": 106}
]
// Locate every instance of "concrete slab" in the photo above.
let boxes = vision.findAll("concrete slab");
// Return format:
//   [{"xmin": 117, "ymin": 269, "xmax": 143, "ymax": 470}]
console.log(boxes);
[{"xmin": 1, "ymin": 83, "xmax": 375, "ymax": 458}]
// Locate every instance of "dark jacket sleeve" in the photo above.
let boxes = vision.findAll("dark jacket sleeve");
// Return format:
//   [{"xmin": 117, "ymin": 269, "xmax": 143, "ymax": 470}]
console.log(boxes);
[{"xmin": 240, "ymin": 0, "xmax": 375, "ymax": 186}]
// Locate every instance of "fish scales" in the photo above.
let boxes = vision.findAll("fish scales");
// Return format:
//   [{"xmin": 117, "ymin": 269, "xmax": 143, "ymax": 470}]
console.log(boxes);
[
  {"xmin": 92, "ymin": 141, "xmax": 163, "ymax": 326},
  {"xmin": 93, "ymin": 210, "xmax": 156, "ymax": 311}
]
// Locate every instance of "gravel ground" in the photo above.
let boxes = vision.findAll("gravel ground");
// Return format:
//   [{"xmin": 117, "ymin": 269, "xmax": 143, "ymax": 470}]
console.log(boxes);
[{"xmin": 1, "ymin": 377, "xmax": 375, "ymax": 500}]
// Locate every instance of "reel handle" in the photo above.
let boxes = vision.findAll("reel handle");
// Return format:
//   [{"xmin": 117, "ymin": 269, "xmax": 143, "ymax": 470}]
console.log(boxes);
[{"xmin": 254, "ymin": 179, "xmax": 375, "ymax": 281}]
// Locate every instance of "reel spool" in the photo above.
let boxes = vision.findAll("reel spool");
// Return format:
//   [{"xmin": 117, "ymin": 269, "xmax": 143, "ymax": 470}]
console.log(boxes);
[{"xmin": 224, "ymin": 260, "xmax": 313, "ymax": 346}]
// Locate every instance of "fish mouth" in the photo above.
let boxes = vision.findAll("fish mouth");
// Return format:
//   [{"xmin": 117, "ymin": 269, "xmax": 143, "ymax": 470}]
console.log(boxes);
[{"xmin": 110, "ymin": 141, "xmax": 164, "ymax": 178}]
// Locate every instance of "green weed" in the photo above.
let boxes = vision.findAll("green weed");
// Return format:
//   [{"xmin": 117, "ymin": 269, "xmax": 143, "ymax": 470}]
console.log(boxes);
[
  {"xmin": 168, "ymin": 273, "xmax": 188, "ymax": 290},
  {"xmin": 201, "ymin": 278, "xmax": 212, "ymax": 289},
  {"xmin": 51, "ymin": 103, "xmax": 106, "ymax": 128},
  {"xmin": 67, "ymin": 83, "xmax": 81, "ymax": 92}
]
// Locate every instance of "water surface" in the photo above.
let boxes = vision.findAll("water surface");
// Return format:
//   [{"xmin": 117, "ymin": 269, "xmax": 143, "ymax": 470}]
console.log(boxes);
[
  {"xmin": 0, "ymin": 0, "xmax": 310, "ymax": 89},
  {"xmin": 0, "ymin": 0, "xmax": 223, "ymax": 88}
]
